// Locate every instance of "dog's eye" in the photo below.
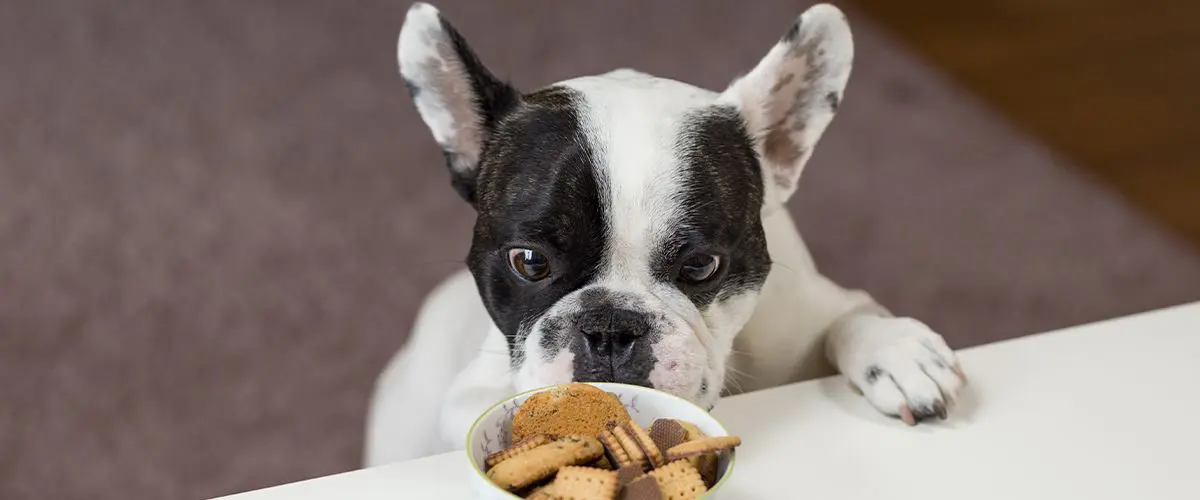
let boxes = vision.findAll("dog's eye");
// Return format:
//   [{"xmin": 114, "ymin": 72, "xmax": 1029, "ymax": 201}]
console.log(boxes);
[
  {"xmin": 679, "ymin": 254, "xmax": 720, "ymax": 283},
  {"xmin": 507, "ymin": 248, "xmax": 551, "ymax": 282}
]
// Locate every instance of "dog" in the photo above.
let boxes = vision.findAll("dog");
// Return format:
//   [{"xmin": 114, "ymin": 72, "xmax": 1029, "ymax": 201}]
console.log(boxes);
[{"xmin": 363, "ymin": 2, "xmax": 966, "ymax": 466}]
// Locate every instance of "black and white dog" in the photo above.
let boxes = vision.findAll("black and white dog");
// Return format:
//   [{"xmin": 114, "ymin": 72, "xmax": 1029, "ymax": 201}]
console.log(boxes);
[{"xmin": 364, "ymin": 2, "xmax": 966, "ymax": 465}]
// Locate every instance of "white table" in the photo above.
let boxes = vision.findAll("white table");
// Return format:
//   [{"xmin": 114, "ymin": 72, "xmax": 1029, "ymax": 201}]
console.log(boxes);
[{"xmin": 219, "ymin": 302, "xmax": 1200, "ymax": 499}]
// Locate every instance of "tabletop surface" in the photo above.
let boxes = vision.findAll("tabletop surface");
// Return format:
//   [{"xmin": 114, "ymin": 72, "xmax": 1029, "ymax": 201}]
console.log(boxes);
[{"xmin": 217, "ymin": 302, "xmax": 1200, "ymax": 499}]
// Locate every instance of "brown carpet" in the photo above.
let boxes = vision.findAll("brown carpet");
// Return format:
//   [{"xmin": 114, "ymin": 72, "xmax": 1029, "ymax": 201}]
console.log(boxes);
[{"xmin": 1, "ymin": 1, "xmax": 1197, "ymax": 499}]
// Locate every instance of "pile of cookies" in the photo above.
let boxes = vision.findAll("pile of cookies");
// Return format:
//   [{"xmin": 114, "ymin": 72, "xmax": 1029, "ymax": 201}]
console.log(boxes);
[{"xmin": 483, "ymin": 383, "xmax": 741, "ymax": 499}]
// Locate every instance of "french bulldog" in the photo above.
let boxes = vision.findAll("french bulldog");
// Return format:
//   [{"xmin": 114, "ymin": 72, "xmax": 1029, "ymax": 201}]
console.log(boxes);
[{"xmin": 364, "ymin": 2, "xmax": 966, "ymax": 466}]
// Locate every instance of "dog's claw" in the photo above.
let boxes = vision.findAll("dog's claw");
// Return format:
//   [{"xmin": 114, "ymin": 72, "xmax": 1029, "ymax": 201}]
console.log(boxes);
[
  {"xmin": 905, "ymin": 402, "xmax": 946, "ymax": 424},
  {"xmin": 953, "ymin": 363, "xmax": 968, "ymax": 385}
]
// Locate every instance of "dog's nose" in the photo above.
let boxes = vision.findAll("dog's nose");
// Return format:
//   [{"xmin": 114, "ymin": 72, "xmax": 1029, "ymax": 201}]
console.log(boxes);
[
  {"xmin": 574, "ymin": 308, "xmax": 653, "ymax": 383},
  {"xmin": 577, "ymin": 308, "xmax": 649, "ymax": 342}
]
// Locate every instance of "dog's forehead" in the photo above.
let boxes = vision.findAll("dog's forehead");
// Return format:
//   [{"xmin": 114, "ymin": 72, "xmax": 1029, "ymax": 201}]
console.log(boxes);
[
  {"xmin": 559, "ymin": 69, "xmax": 721, "ymax": 128},
  {"xmin": 476, "ymin": 69, "xmax": 762, "ymax": 274},
  {"xmin": 559, "ymin": 70, "xmax": 722, "ymax": 166},
  {"xmin": 481, "ymin": 67, "xmax": 762, "ymax": 231},
  {"xmin": 479, "ymin": 69, "xmax": 747, "ymax": 220},
  {"xmin": 560, "ymin": 69, "xmax": 759, "ymax": 229},
  {"xmin": 552, "ymin": 71, "xmax": 729, "ymax": 273}
]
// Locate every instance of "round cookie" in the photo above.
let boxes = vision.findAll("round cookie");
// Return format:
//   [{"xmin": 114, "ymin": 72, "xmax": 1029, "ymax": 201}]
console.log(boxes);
[{"xmin": 512, "ymin": 383, "xmax": 631, "ymax": 442}]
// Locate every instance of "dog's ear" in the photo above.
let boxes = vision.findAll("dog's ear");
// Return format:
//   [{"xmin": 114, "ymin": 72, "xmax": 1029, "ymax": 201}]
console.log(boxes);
[
  {"xmin": 719, "ymin": 4, "xmax": 853, "ymax": 207},
  {"xmin": 398, "ymin": 3, "xmax": 521, "ymax": 206}
]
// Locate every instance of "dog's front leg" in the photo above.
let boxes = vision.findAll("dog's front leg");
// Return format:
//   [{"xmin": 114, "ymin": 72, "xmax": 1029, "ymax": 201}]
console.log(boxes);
[{"xmin": 825, "ymin": 306, "xmax": 967, "ymax": 425}]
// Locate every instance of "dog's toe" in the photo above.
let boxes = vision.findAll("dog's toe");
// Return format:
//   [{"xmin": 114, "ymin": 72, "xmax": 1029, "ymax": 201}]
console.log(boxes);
[
  {"xmin": 849, "ymin": 319, "xmax": 966, "ymax": 425},
  {"xmin": 861, "ymin": 368, "xmax": 911, "ymax": 423},
  {"xmin": 862, "ymin": 360, "xmax": 955, "ymax": 424}
]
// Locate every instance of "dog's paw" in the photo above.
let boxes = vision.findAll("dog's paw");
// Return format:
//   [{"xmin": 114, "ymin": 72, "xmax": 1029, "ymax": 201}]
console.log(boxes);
[{"xmin": 843, "ymin": 317, "xmax": 966, "ymax": 425}]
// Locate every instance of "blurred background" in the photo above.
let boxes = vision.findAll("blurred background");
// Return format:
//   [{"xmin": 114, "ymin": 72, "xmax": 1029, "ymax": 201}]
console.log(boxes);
[{"xmin": 1, "ymin": 1, "xmax": 1197, "ymax": 498}]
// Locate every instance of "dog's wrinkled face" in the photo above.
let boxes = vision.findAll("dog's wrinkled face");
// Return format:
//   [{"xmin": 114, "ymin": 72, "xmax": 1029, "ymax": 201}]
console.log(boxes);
[
  {"xmin": 398, "ymin": 3, "xmax": 853, "ymax": 407},
  {"xmin": 470, "ymin": 81, "xmax": 771, "ymax": 407}
]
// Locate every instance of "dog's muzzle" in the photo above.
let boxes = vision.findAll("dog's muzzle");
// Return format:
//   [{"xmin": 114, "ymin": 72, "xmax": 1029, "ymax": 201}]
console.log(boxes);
[{"xmin": 571, "ymin": 308, "xmax": 657, "ymax": 386}]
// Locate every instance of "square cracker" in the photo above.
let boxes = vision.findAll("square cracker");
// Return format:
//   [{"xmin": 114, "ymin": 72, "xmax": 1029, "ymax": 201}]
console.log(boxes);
[
  {"xmin": 647, "ymin": 460, "xmax": 707, "ymax": 500},
  {"xmin": 550, "ymin": 466, "xmax": 619, "ymax": 500}
]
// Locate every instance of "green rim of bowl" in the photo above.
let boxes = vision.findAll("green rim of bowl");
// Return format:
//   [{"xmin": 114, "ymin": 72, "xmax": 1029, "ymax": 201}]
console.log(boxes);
[{"xmin": 464, "ymin": 382, "xmax": 737, "ymax": 498}]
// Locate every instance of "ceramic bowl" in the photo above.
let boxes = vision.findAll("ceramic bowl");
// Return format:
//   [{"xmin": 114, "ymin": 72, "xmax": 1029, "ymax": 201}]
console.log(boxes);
[{"xmin": 465, "ymin": 382, "xmax": 735, "ymax": 499}]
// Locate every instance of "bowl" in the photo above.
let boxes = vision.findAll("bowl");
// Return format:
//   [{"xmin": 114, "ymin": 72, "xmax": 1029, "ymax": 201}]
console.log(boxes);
[{"xmin": 465, "ymin": 382, "xmax": 735, "ymax": 499}]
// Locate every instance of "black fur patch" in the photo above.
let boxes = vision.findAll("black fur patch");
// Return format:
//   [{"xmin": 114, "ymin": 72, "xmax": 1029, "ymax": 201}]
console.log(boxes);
[
  {"xmin": 653, "ymin": 106, "xmax": 771, "ymax": 308},
  {"xmin": 783, "ymin": 19, "xmax": 802, "ymax": 44},
  {"xmin": 401, "ymin": 77, "xmax": 420, "ymax": 99},
  {"xmin": 825, "ymin": 91, "xmax": 840, "ymax": 111},
  {"xmin": 467, "ymin": 87, "xmax": 608, "ymax": 359}
]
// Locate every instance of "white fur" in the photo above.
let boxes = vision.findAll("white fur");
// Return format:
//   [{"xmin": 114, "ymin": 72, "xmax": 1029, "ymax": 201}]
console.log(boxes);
[
  {"xmin": 826, "ymin": 315, "xmax": 964, "ymax": 420},
  {"xmin": 555, "ymin": 70, "xmax": 743, "ymax": 407},
  {"xmin": 396, "ymin": 3, "xmax": 483, "ymax": 176},
  {"xmin": 363, "ymin": 3, "xmax": 965, "ymax": 467},
  {"xmin": 513, "ymin": 297, "xmax": 578, "ymax": 391},
  {"xmin": 719, "ymin": 3, "xmax": 854, "ymax": 209},
  {"xmin": 647, "ymin": 327, "xmax": 706, "ymax": 400}
]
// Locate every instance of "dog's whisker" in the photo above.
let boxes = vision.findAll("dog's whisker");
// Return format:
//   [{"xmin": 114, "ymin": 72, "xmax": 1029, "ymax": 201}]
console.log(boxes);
[
  {"xmin": 726, "ymin": 365, "xmax": 758, "ymax": 381},
  {"xmin": 728, "ymin": 348, "xmax": 763, "ymax": 362},
  {"xmin": 723, "ymin": 371, "xmax": 745, "ymax": 393},
  {"xmin": 770, "ymin": 261, "xmax": 803, "ymax": 278}
]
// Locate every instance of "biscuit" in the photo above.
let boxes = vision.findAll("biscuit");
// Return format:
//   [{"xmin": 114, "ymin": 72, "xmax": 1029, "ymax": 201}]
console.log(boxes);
[
  {"xmin": 550, "ymin": 466, "xmax": 619, "ymax": 500},
  {"xmin": 512, "ymin": 383, "xmax": 631, "ymax": 441},
  {"xmin": 599, "ymin": 428, "xmax": 635, "ymax": 469},
  {"xmin": 668, "ymin": 420, "xmax": 718, "ymax": 487},
  {"xmin": 525, "ymin": 484, "xmax": 556, "ymax": 499},
  {"xmin": 620, "ymin": 475, "xmax": 663, "ymax": 500},
  {"xmin": 616, "ymin": 464, "xmax": 644, "ymax": 487},
  {"xmin": 648, "ymin": 420, "xmax": 688, "ymax": 453},
  {"xmin": 665, "ymin": 436, "xmax": 741, "ymax": 461},
  {"xmin": 611, "ymin": 425, "xmax": 648, "ymax": 469},
  {"xmin": 486, "ymin": 435, "xmax": 604, "ymax": 492},
  {"xmin": 487, "ymin": 434, "xmax": 556, "ymax": 470},
  {"xmin": 623, "ymin": 421, "xmax": 665, "ymax": 468},
  {"xmin": 591, "ymin": 455, "xmax": 615, "ymax": 470},
  {"xmin": 647, "ymin": 460, "xmax": 707, "ymax": 500},
  {"xmin": 691, "ymin": 454, "xmax": 717, "ymax": 489},
  {"xmin": 673, "ymin": 420, "xmax": 706, "ymax": 442}
]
